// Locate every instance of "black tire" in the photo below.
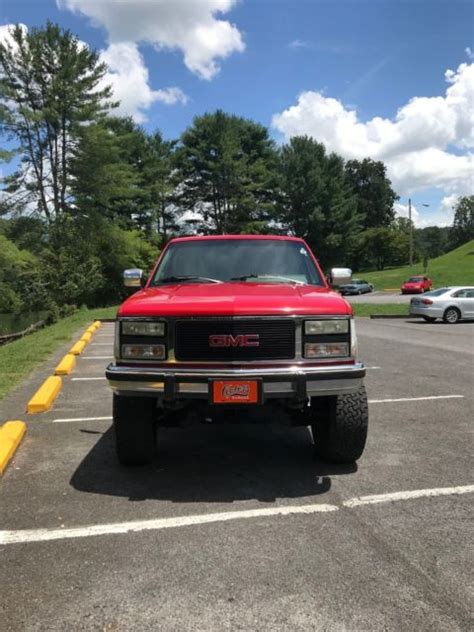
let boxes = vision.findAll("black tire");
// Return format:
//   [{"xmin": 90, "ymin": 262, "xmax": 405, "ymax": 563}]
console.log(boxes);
[
  {"xmin": 443, "ymin": 306, "xmax": 461, "ymax": 324},
  {"xmin": 422, "ymin": 316, "xmax": 437, "ymax": 322},
  {"xmin": 113, "ymin": 394, "xmax": 156, "ymax": 466},
  {"xmin": 311, "ymin": 387, "xmax": 368, "ymax": 463}
]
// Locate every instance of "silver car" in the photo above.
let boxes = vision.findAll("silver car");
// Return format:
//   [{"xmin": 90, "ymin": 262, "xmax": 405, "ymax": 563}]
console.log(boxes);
[{"xmin": 410, "ymin": 286, "xmax": 474, "ymax": 323}]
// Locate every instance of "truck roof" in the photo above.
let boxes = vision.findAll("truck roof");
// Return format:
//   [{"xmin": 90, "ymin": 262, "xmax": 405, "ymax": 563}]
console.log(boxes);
[{"xmin": 168, "ymin": 234, "xmax": 305, "ymax": 244}]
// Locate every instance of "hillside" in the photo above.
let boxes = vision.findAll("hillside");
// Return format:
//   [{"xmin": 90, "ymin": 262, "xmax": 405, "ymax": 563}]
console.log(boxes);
[{"xmin": 360, "ymin": 240, "xmax": 474, "ymax": 290}]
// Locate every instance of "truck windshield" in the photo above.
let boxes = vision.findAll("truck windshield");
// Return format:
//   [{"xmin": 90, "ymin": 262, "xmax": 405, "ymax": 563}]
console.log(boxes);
[{"xmin": 151, "ymin": 239, "xmax": 323, "ymax": 286}]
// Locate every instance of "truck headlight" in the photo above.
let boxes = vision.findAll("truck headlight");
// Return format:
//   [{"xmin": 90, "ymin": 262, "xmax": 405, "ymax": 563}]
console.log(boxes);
[
  {"xmin": 304, "ymin": 319, "xmax": 349, "ymax": 335},
  {"xmin": 122, "ymin": 321, "xmax": 165, "ymax": 336},
  {"xmin": 121, "ymin": 344, "xmax": 166, "ymax": 359},
  {"xmin": 304, "ymin": 342, "xmax": 349, "ymax": 358}
]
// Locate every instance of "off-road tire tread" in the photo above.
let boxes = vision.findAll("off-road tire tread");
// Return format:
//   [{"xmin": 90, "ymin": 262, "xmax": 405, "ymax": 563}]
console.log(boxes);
[
  {"xmin": 312, "ymin": 387, "xmax": 368, "ymax": 463},
  {"xmin": 113, "ymin": 394, "xmax": 156, "ymax": 466}
]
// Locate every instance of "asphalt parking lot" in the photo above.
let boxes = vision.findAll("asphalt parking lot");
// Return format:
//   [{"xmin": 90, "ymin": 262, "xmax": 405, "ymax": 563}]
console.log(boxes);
[
  {"xmin": 0, "ymin": 319, "xmax": 473, "ymax": 631},
  {"xmin": 345, "ymin": 291, "xmax": 412, "ymax": 304}
]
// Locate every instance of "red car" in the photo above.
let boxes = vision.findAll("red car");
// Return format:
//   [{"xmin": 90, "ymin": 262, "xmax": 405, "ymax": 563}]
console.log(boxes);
[
  {"xmin": 106, "ymin": 235, "xmax": 368, "ymax": 466},
  {"xmin": 401, "ymin": 275, "xmax": 433, "ymax": 294}
]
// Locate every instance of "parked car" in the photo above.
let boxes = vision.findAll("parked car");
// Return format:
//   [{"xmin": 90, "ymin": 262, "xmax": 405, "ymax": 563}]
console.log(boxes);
[
  {"xmin": 401, "ymin": 275, "xmax": 432, "ymax": 294},
  {"xmin": 339, "ymin": 279, "xmax": 373, "ymax": 295},
  {"xmin": 410, "ymin": 287, "xmax": 474, "ymax": 323},
  {"xmin": 106, "ymin": 235, "xmax": 368, "ymax": 466}
]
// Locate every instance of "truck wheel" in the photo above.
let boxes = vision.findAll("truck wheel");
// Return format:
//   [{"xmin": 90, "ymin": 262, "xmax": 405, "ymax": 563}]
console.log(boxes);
[
  {"xmin": 113, "ymin": 394, "xmax": 156, "ymax": 466},
  {"xmin": 311, "ymin": 387, "xmax": 368, "ymax": 463}
]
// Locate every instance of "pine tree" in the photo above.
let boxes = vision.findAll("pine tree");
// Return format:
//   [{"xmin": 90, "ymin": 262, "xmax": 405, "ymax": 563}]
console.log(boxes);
[
  {"xmin": 174, "ymin": 110, "xmax": 278, "ymax": 233},
  {"xmin": 277, "ymin": 137, "xmax": 363, "ymax": 266},
  {"xmin": 0, "ymin": 22, "xmax": 115, "ymax": 221}
]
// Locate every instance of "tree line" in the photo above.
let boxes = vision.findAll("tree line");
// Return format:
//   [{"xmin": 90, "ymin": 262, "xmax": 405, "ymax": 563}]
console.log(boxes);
[{"xmin": 1, "ymin": 23, "xmax": 473, "ymax": 316}]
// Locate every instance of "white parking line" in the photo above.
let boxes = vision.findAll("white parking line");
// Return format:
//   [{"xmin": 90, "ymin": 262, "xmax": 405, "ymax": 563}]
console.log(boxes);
[
  {"xmin": 82, "ymin": 356, "xmax": 113, "ymax": 360},
  {"xmin": 368, "ymin": 395, "xmax": 464, "ymax": 404},
  {"xmin": 343, "ymin": 485, "xmax": 474, "ymax": 508},
  {"xmin": 53, "ymin": 416, "xmax": 112, "ymax": 423},
  {"xmin": 90, "ymin": 343, "xmax": 113, "ymax": 347},
  {"xmin": 366, "ymin": 366, "xmax": 381, "ymax": 370},
  {"xmin": 71, "ymin": 377, "xmax": 106, "ymax": 381},
  {"xmin": 1, "ymin": 484, "xmax": 472, "ymax": 545},
  {"xmin": 0, "ymin": 504, "xmax": 338, "ymax": 545}
]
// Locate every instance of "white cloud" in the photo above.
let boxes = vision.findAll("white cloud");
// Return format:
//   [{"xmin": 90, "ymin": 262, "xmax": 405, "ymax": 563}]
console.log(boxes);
[
  {"xmin": 58, "ymin": 0, "xmax": 245, "ymax": 80},
  {"xmin": 272, "ymin": 60, "xmax": 474, "ymax": 225},
  {"xmin": 99, "ymin": 42, "xmax": 187, "ymax": 122},
  {"xmin": 289, "ymin": 39, "xmax": 310, "ymax": 49},
  {"xmin": 466, "ymin": 47, "xmax": 474, "ymax": 61},
  {"xmin": 395, "ymin": 196, "xmax": 459, "ymax": 229},
  {"xmin": 0, "ymin": 23, "xmax": 28, "ymax": 48}
]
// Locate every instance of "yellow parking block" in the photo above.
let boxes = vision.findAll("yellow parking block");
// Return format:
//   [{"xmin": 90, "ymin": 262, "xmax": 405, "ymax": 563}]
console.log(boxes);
[
  {"xmin": 93, "ymin": 320, "xmax": 102, "ymax": 329},
  {"xmin": 27, "ymin": 376, "xmax": 62, "ymax": 414},
  {"xmin": 80, "ymin": 331, "xmax": 92, "ymax": 344},
  {"xmin": 86, "ymin": 325, "xmax": 96, "ymax": 335},
  {"xmin": 55, "ymin": 353, "xmax": 76, "ymax": 376},
  {"xmin": 70, "ymin": 340, "xmax": 86, "ymax": 355},
  {"xmin": 0, "ymin": 421, "xmax": 27, "ymax": 475}
]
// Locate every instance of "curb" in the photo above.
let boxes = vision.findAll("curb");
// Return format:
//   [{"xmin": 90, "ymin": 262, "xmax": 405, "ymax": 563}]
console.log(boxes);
[
  {"xmin": 370, "ymin": 314, "xmax": 409, "ymax": 319},
  {"xmin": 80, "ymin": 331, "xmax": 92, "ymax": 345},
  {"xmin": 55, "ymin": 353, "xmax": 76, "ymax": 376},
  {"xmin": 70, "ymin": 340, "xmax": 86, "ymax": 355},
  {"xmin": 0, "ymin": 421, "xmax": 27, "ymax": 475},
  {"xmin": 0, "ymin": 320, "xmax": 106, "ymax": 471},
  {"xmin": 27, "ymin": 376, "xmax": 62, "ymax": 414}
]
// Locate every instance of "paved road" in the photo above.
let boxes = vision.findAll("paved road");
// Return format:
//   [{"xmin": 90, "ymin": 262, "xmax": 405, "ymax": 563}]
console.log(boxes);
[
  {"xmin": 0, "ymin": 319, "xmax": 473, "ymax": 631},
  {"xmin": 345, "ymin": 291, "xmax": 412, "ymax": 304}
]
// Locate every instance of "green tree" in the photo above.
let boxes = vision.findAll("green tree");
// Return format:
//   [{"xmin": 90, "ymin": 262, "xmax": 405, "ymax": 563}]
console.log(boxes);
[
  {"xmin": 415, "ymin": 226, "xmax": 450, "ymax": 259},
  {"xmin": 359, "ymin": 227, "xmax": 409, "ymax": 270},
  {"xmin": 0, "ymin": 22, "xmax": 114, "ymax": 221},
  {"xmin": 174, "ymin": 110, "xmax": 278, "ymax": 233},
  {"xmin": 142, "ymin": 131, "xmax": 177, "ymax": 241},
  {"xmin": 0, "ymin": 234, "xmax": 52, "ymax": 313},
  {"xmin": 277, "ymin": 136, "xmax": 362, "ymax": 267},
  {"xmin": 69, "ymin": 120, "xmax": 137, "ymax": 223},
  {"xmin": 345, "ymin": 158, "xmax": 398, "ymax": 229},
  {"xmin": 450, "ymin": 196, "xmax": 474, "ymax": 247}
]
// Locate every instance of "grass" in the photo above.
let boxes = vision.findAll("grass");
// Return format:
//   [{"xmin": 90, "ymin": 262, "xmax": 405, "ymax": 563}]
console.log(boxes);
[
  {"xmin": 359, "ymin": 240, "xmax": 474, "ymax": 290},
  {"xmin": 352, "ymin": 303, "xmax": 408, "ymax": 317},
  {"xmin": 0, "ymin": 306, "xmax": 117, "ymax": 402}
]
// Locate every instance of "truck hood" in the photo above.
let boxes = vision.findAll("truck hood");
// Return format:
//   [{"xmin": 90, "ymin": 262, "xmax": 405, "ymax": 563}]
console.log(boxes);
[{"xmin": 119, "ymin": 283, "xmax": 352, "ymax": 317}]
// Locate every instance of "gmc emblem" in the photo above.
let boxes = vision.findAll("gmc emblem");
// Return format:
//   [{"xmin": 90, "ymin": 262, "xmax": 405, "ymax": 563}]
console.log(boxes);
[{"xmin": 209, "ymin": 334, "xmax": 260, "ymax": 348}]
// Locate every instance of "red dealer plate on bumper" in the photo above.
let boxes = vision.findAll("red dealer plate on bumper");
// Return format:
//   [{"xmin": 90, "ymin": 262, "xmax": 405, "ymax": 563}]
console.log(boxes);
[{"xmin": 211, "ymin": 380, "xmax": 261, "ymax": 404}]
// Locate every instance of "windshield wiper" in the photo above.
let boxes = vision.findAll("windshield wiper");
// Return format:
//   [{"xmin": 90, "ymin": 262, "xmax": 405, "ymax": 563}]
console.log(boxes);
[
  {"xmin": 229, "ymin": 274, "xmax": 259, "ymax": 281},
  {"xmin": 155, "ymin": 275, "xmax": 222, "ymax": 285},
  {"xmin": 229, "ymin": 274, "xmax": 305, "ymax": 285}
]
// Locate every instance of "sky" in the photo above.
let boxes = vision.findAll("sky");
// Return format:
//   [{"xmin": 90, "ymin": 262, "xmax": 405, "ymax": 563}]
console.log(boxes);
[{"xmin": 1, "ymin": 0, "xmax": 473, "ymax": 228}]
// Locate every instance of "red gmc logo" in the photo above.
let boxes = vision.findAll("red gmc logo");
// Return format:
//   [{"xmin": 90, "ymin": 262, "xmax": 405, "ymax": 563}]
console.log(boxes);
[{"xmin": 209, "ymin": 334, "xmax": 260, "ymax": 348}]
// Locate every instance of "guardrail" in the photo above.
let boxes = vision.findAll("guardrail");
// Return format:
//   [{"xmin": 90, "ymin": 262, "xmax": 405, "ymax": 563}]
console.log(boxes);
[{"xmin": 0, "ymin": 320, "xmax": 47, "ymax": 346}]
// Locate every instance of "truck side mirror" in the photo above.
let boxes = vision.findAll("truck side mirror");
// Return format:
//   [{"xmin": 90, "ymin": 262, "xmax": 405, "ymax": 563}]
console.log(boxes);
[
  {"xmin": 330, "ymin": 267, "xmax": 352, "ymax": 286},
  {"xmin": 124, "ymin": 268, "xmax": 145, "ymax": 288}
]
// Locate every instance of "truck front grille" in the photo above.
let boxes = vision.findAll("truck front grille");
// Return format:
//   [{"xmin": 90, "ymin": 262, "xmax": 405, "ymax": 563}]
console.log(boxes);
[{"xmin": 175, "ymin": 319, "xmax": 295, "ymax": 361}]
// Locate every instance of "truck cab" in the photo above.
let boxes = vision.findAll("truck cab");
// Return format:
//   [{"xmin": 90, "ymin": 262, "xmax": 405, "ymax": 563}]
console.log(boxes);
[{"xmin": 106, "ymin": 235, "xmax": 368, "ymax": 466}]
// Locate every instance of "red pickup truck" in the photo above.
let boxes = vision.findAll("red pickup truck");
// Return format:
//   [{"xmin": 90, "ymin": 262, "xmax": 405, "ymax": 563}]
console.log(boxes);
[{"xmin": 106, "ymin": 235, "xmax": 368, "ymax": 466}]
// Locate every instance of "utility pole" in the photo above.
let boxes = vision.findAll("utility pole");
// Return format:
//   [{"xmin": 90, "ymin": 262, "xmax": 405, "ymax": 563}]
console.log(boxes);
[{"xmin": 408, "ymin": 197, "xmax": 413, "ymax": 266}]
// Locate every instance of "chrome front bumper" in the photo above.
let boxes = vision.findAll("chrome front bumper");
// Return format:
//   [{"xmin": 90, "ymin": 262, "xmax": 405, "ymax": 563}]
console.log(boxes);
[{"xmin": 105, "ymin": 362, "xmax": 365, "ymax": 399}]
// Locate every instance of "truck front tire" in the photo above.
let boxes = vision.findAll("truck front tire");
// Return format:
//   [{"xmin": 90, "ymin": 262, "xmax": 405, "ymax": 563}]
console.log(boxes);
[
  {"xmin": 311, "ymin": 387, "xmax": 368, "ymax": 464},
  {"xmin": 113, "ymin": 394, "xmax": 156, "ymax": 466}
]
